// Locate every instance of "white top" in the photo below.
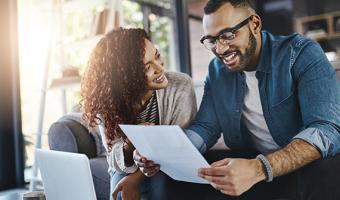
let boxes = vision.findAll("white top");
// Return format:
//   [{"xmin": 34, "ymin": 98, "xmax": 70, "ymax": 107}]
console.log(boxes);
[{"xmin": 242, "ymin": 71, "xmax": 281, "ymax": 155}]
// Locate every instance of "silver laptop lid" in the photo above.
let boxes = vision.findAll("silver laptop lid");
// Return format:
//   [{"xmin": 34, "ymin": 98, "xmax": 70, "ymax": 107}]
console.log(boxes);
[{"xmin": 36, "ymin": 149, "xmax": 97, "ymax": 200}]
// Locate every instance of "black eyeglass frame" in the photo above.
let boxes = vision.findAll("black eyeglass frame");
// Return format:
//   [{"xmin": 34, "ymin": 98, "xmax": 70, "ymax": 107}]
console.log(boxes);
[{"xmin": 200, "ymin": 16, "xmax": 253, "ymax": 47}]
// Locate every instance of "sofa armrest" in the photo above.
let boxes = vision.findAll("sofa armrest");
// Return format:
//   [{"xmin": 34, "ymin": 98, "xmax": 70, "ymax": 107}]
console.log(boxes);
[{"xmin": 48, "ymin": 117, "xmax": 97, "ymax": 158}]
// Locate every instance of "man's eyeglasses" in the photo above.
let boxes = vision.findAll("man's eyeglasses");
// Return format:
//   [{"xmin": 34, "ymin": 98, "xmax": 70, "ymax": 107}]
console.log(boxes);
[{"xmin": 200, "ymin": 16, "xmax": 253, "ymax": 51}]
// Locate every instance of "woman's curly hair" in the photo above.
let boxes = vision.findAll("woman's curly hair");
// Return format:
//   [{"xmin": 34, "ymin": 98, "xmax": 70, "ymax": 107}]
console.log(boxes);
[{"xmin": 81, "ymin": 28, "xmax": 150, "ymax": 150}]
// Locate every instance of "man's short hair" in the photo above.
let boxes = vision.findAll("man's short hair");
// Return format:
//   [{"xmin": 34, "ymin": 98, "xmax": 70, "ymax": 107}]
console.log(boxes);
[{"xmin": 204, "ymin": 0, "xmax": 255, "ymax": 14}]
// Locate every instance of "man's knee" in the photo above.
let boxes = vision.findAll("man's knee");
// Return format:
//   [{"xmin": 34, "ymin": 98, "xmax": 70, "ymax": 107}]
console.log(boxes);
[
  {"xmin": 300, "ymin": 154, "xmax": 340, "ymax": 188},
  {"xmin": 301, "ymin": 154, "xmax": 340, "ymax": 178}
]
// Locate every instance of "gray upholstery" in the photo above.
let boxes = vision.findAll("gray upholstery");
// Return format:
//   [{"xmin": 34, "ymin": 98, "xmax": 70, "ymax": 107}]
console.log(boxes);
[
  {"xmin": 48, "ymin": 115, "xmax": 110, "ymax": 200},
  {"xmin": 48, "ymin": 116, "xmax": 97, "ymax": 158},
  {"xmin": 90, "ymin": 157, "xmax": 110, "ymax": 200}
]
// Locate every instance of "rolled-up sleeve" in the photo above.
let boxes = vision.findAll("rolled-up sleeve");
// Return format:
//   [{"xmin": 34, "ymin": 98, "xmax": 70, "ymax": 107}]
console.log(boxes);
[
  {"xmin": 110, "ymin": 139, "xmax": 138, "ymax": 174},
  {"xmin": 293, "ymin": 40, "xmax": 340, "ymax": 158},
  {"xmin": 184, "ymin": 129, "xmax": 207, "ymax": 153},
  {"xmin": 98, "ymin": 124, "xmax": 138, "ymax": 174},
  {"xmin": 293, "ymin": 127, "xmax": 338, "ymax": 158}
]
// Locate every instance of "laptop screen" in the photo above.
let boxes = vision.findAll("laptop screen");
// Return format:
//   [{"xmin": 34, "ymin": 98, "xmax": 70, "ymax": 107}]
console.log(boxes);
[{"xmin": 36, "ymin": 149, "xmax": 97, "ymax": 200}]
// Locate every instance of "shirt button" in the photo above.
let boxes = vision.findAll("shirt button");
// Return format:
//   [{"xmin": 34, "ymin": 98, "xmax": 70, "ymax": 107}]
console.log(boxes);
[{"xmin": 236, "ymin": 109, "xmax": 240, "ymax": 113}]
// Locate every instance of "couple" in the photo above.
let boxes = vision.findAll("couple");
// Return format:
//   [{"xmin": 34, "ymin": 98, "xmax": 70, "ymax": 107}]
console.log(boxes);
[{"xmin": 81, "ymin": 0, "xmax": 340, "ymax": 200}]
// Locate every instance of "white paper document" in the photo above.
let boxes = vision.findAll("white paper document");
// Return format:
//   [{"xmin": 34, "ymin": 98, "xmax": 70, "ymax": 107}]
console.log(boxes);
[{"xmin": 119, "ymin": 125, "xmax": 210, "ymax": 184}]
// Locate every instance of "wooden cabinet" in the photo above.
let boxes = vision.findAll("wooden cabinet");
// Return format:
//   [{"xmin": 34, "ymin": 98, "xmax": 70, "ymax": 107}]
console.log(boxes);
[{"xmin": 295, "ymin": 11, "xmax": 340, "ymax": 41}]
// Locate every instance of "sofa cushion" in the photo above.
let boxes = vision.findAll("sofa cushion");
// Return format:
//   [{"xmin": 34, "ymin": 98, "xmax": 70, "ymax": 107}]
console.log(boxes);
[{"xmin": 90, "ymin": 157, "xmax": 110, "ymax": 200}]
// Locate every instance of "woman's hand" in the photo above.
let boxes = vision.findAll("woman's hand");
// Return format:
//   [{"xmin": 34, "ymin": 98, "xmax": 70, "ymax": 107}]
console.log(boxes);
[
  {"xmin": 112, "ymin": 171, "xmax": 144, "ymax": 200},
  {"xmin": 133, "ymin": 150, "xmax": 160, "ymax": 177}
]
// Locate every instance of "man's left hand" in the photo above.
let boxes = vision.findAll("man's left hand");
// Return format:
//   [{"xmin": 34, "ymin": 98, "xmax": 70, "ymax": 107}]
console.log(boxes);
[{"xmin": 198, "ymin": 158, "xmax": 265, "ymax": 196}]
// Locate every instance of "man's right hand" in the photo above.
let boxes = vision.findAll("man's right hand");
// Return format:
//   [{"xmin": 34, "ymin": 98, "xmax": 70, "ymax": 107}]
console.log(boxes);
[{"xmin": 133, "ymin": 150, "xmax": 160, "ymax": 177}]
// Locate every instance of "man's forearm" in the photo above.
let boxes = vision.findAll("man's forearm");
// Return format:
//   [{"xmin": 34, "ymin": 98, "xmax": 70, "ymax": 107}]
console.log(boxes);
[{"xmin": 267, "ymin": 139, "xmax": 321, "ymax": 177}]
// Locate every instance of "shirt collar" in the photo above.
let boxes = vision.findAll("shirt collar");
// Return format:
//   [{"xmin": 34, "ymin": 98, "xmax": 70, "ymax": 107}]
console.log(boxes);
[{"xmin": 256, "ymin": 30, "xmax": 272, "ymax": 74}]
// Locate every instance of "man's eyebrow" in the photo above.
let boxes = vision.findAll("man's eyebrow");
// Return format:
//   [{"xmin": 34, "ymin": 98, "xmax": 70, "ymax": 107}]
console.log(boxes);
[
  {"xmin": 218, "ymin": 26, "xmax": 234, "ymax": 35},
  {"xmin": 202, "ymin": 26, "xmax": 233, "ymax": 40}
]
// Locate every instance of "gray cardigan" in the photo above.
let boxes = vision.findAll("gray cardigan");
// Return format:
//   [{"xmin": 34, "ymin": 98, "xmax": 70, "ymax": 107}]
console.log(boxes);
[{"xmin": 99, "ymin": 71, "xmax": 197, "ymax": 173}]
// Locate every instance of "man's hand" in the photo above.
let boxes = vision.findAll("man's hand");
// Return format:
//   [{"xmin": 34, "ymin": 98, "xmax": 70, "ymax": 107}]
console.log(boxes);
[
  {"xmin": 112, "ymin": 171, "xmax": 144, "ymax": 200},
  {"xmin": 198, "ymin": 158, "xmax": 265, "ymax": 196},
  {"xmin": 133, "ymin": 150, "xmax": 160, "ymax": 177}
]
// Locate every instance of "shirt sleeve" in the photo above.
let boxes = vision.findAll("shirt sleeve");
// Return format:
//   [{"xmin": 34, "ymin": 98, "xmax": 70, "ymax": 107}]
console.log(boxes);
[
  {"xmin": 293, "ymin": 127, "xmax": 336, "ymax": 157},
  {"xmin": 110, "ymin": 139, "xmax": 138, "ymax": 174},
  {"xmin": 184, "ymin": 129, "xmax": 207, "ymax": 153},
  {"xmin": 188, "ymin": 65, "xmax": 223, "ymax": 151},
  {"xmin": 98, "ymin": 124, "xmax": 138, "ymax": 174},
  {"xmin": 292, "ymin": 40, "xmax": 340, "ymax": 158}
]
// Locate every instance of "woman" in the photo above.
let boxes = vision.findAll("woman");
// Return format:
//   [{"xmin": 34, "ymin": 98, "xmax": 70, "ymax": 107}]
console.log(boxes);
[{"xmin": 81, "ymin": 28, "xmax": 197, "ymax": 200}]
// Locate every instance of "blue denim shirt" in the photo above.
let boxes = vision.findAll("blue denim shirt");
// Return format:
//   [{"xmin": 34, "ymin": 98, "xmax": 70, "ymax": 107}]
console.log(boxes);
[{"xmin": 188, "ymin": 31, "xmax": 340, "ymax": 158}]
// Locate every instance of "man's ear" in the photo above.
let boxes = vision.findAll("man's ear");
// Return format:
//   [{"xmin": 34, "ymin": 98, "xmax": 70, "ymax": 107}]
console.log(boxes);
[{"xmin": 252, "ymin": 15, "xmax": 262, "ymax": 33}]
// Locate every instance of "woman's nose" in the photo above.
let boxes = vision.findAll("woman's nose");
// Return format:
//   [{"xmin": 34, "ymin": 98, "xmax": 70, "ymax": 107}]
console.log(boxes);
[{"xmin": 154, "ymin": 61, "xmax": 164, "ymax": 73}]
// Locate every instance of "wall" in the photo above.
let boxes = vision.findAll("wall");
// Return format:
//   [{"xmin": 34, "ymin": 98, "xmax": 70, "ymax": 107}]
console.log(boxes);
[
  {"xmin": 0, "ymin": 0, "xmax": 25, "ymax": 190},
  {"xmin": 294, "ymin": 0, "xmax": 340, "ymax": 17}
]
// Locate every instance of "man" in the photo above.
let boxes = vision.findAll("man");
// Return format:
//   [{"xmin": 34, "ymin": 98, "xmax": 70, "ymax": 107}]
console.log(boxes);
[{"xmin": 135, "ymin": 0, "xmax": 340, "ymax": 199}]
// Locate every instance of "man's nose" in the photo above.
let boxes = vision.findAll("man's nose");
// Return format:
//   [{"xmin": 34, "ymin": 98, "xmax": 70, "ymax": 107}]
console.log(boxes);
[{"xmin": 215, "ymin": 40, "xmax": 230, "ymax": 55}]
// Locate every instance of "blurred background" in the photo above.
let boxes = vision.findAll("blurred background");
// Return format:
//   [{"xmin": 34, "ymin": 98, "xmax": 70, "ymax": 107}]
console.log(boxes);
[{"xmin": 1, "ymin": 0, "xmax": 340, "ymax": 197}]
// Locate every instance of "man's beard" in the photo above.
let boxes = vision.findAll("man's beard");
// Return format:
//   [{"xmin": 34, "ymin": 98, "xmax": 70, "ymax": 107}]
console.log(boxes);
[{"xmin": 239, "ymin": 30, "xmax": 257, "ymax": 71}]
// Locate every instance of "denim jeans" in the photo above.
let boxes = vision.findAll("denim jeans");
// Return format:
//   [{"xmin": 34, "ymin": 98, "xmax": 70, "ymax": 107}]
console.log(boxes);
[{"xmin": 110, "ymin": 170, "xmax": 175, "ymax": 200}]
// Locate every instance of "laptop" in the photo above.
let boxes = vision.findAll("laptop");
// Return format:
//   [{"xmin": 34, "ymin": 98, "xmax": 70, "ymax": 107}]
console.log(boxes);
[{"xmin": 36, "ymin": 149, "xmax": 97, "ymax": 200}]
